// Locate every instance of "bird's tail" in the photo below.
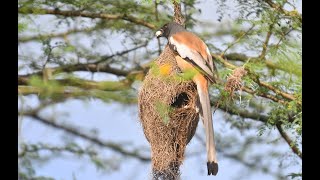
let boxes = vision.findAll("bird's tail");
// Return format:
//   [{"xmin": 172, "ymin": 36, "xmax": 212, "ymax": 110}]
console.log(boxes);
[{"xmin": 195, "ymin": 75, "xmax": 218, "ymax": 176}]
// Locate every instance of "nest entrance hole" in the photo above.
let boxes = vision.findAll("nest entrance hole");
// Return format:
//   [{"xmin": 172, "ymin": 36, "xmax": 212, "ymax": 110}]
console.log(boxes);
[{"xmin": 170, "ymin": 92, "xmax": 190, "ymax": 108}]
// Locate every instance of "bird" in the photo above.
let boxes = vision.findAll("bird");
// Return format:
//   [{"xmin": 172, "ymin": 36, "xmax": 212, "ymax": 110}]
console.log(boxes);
[{"xmin": 155, "ymin": 22, "xmax": 219, "ymax": 176}]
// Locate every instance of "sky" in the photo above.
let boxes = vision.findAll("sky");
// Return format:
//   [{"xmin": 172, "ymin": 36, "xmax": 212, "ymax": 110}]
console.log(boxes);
[
  {"xmin": 18, "ymin": 0, "xmax": 302, "ymax": 179},
  {"xmin": 20, "ymin": 99, "xmax": 292, "ymax": 180}
]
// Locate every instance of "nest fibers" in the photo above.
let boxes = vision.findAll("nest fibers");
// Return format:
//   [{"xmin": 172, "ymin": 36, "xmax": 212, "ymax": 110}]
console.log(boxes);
[
  {"xmin": 224, "ymin": 67, "xmax": 247, "ymax": 97},
  {"xmin": 138, "ymin": 46, "xmax": 200, "ymax": 178}
]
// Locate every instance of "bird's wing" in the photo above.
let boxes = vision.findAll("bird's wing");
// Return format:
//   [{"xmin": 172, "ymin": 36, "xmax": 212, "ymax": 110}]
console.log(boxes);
[{"xmin": 169, "ymin": 31, "xmax": 216, "ymax": 83}]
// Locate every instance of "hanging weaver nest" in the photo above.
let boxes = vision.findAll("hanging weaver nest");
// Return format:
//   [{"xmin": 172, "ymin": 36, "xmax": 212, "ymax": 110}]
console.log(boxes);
[
  {"xmin": 224, "ymin": 67, "xmax": 247, "ymax": 98},
  {"xmin": 138, "ymin": 46, "xmax": 199, "ymax": 179}
]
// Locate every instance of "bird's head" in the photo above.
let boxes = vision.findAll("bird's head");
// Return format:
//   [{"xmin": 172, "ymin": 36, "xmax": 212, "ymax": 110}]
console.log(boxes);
[{"xmin": 155, "ymin": 22, "xmax": 185, "ymax": 39}]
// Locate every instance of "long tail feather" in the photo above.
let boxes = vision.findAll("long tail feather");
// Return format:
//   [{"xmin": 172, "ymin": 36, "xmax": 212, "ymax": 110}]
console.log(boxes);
[{"xmin": 195, "ymin": 75, "xmax": 218, "ymax": 176}]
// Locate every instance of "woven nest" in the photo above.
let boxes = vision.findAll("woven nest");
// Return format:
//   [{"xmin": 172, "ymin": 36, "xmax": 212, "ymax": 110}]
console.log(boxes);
[{"xmin": 138, "ymin": 46, "xmax": 200, "ymax": 177}]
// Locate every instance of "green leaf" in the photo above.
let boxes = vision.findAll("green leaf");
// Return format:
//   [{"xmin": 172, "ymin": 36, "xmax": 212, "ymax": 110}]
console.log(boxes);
[{"xmin": 155, "ymin": 101, "xmax": 172, "ymax": 125}]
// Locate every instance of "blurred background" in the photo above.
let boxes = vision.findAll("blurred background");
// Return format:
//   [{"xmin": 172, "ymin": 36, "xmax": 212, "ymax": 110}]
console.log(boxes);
[{"xmin": 18, "ymin": 0, "xmax": 302, "ymax": 179}]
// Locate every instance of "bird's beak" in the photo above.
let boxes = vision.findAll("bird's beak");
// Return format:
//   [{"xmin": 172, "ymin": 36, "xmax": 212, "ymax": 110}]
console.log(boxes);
[{"xmin": 155, "ymin": 30, "xmax": 163, "ymax": 38}]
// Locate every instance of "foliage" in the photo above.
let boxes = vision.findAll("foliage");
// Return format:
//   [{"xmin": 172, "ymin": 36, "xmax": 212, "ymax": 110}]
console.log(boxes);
[{"xmin": 18, "ymin": 0, "xmax": 301, "ymax": 179}]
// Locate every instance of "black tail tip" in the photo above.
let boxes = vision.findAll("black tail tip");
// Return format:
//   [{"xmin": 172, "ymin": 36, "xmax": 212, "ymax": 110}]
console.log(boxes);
[{"xmin": 207, "ymin": 161, "xmax": 218, "ymax": 176}]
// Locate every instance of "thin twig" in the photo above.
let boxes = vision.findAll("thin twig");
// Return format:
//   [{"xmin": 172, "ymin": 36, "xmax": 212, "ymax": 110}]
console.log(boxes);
[
  {"xmin": 259, "ymin": 24, "xmax": 274, "ymax": 59},
  {"xmin": 221, "ymin": 25, "xmax": 255, "ymax": 56}
]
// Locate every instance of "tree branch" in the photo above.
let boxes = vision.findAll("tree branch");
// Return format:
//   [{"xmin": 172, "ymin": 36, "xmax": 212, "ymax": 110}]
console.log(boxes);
[
  {"xmin": 262, "ymin": 0, "xmax": 302, "ymax": 23},
  {"xmin": 18, "ymin": 85, "xmax": 137, "ymax": 103},
  {"xmin": 19, "ymin": 43, "xmax": 148, "ymax": 79},
  {"xmin": 19, "ymin": 63, "xmax": 131, "ymax": 83},
  {"xmin": 93, "ymin": 43, "xmax": 148, "ymax": 64},
  {"xmin": 259, "ymin": 24, "xmax": 273, "ymax": 59},
  {"xmin": 18, "ymin": 143, "xmax": 97, "ymax": 158},
  {"xmin": 212, "ymin": 53, "xmax": 297, "ymax": 102},
  {"xmin": 221, "ymin": 25, "xmax": 255, "ymax": 56},
  {"xmin": 217, "ymin": 103, "xmax": 268, "ymax": 123},
  {"xmin": 258, "ymin": 81, "xmax": 296, "ymax": 101},
  {"xmin": 59, "ymin": 63, "xmax": 131, "ymax": 76},
  {"xmin": 23, "ymin": 113, "xmax": 150, "ymax": 161},
  {"xmin": 18, "ymin": 76, "xmax": 133, "ymax": 91},
  {"xmin": 242, "ymin": 86, "xmax": 286, "ymax": 105},
  {"xmin": 276, "ymin": 124, "xmax": 302, "ymax": 159},
  {"xmin": 18, "ymin": 26, "xmax": 97, "ymax": 43},
  {"xmin": 224, "ymin": 53, "xmax": 300, "ymax": 76},
  {"xmin": 18, "ymin": 8, "xmax": 157, "ymax": 30}
]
